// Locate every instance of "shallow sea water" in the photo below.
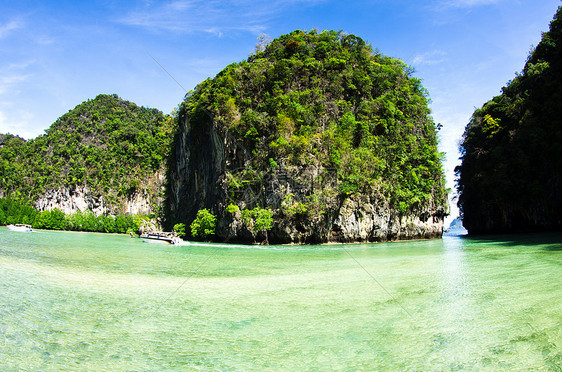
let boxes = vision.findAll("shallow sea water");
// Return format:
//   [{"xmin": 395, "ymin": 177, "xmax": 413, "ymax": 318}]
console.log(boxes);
[{"xmin": 0, "ymin": 228, "xmax": 560, "ymax": 370}]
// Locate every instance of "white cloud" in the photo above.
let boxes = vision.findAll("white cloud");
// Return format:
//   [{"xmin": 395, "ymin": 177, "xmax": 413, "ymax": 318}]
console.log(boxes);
[
  {"xmin": 438, "ymin": 0, "xmax": 503, "ymax": 8},
  {"xmin": 0, "ymin": 74, "xmax": 31, "ymax": 95},
  {"xmin": 412, "ymin": 50, "xmax": 448, "ymax": 66},
  {"xmin": 117, "ymin": 0, "xmax": 318, "ymax": 35},
  {"xmin": 6, "ymin": 60, "xmax": 35, "ymax": 70},
  {"xmin": 0, "ymin": 106, "xmax": 36, "ymax": 138},
  {"xmin": 118, "ymin": 0, "xmax": 254, "ymax": 34},
  {"xmin": 0, "ymin": 19, "xmax": 22, "ymax": 39}
]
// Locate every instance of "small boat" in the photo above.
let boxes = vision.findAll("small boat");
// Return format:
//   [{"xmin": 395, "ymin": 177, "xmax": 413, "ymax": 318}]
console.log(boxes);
[
  {"xmin": 140, "ymin": 231, "xmax": 182, "ymax": 245},
  {"xmin": 7, "ymin": 224, "xmax": 34, "ymax": 232}
]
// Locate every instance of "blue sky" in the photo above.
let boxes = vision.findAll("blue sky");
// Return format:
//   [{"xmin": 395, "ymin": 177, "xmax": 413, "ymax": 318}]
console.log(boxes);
[{"xmin": 1, "ymin": 0, "xmax": 560, "ymax": 220}]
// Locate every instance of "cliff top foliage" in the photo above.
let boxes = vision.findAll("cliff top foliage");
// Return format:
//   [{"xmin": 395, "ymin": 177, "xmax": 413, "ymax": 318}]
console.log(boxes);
[
  {"xmin": 178, "ymin": 29, "xmax": 447, "ymax": 215},
  {"xmin": 0, "ymin": 94, "xmax": 173, "ymax": 211},
  {"xmin": 456, "ymin": 6, "xmax": 562, "ymax": 233}
]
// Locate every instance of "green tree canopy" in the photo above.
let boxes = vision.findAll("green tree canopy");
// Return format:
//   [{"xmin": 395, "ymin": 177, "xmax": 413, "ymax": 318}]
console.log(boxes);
[
  {"xmin": 456, "ymin": 6, "xmax": 562, "ymax": 233},
  {"xmin": 0, "ymin": 94, "xmax": 174, "ymax": 214},
  {"xmin": 190, "ymin": 209, "xmax": 217, "ymax": 239},
  {"xmin": 167, "ymin": 30, "xmax": 448, "ymax": 241}
]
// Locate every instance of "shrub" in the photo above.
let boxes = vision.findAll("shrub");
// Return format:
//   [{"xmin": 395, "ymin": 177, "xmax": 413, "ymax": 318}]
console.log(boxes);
[
  {"xmin": 225, "ymin": 203, "xmax": 240, "ymax": 214},
  {"xmin": 241, "ymin": 207, "xmax": 273, "ymax": 232},
  {"xmin": 173, "ymin": 223, "xmax": 186, "ymax": 237},
  {"xmin": 190, "ymin": 209, "xmax": 216, "ymax": 239}
]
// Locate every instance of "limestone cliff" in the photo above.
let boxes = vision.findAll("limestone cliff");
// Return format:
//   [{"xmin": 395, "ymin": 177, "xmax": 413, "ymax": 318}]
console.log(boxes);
[
  {"xmin": 166, "ymin": 30, "xmax": 448, "ymax": 243},
  {"xmin": 34, "ymin": 169, "xmax": 165, "ymax": 216}
]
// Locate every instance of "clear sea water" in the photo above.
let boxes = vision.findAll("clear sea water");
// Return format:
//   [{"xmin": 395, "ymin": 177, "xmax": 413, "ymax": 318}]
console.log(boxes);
[{"xmin": 0, "ymin": 227, "xmax": 560, "ymax": 370}]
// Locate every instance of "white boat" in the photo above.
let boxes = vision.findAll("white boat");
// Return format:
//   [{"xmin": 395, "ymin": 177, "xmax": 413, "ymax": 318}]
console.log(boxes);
[
  {"xmin": 7, "ymin": 224, "xmax": 34, "ymax": 232},
  {"xmin": 140, "ymin": 232, "xmax": 182, "ymax": 245}
]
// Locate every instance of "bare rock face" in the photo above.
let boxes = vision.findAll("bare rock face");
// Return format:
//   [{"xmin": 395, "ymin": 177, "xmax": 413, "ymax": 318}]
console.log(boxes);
[
  {"xmin": 166, "ymin": 117, "xmax": 227, "ymax": 227},
  {"xmin": 35, "ymin": 187, "xmax": 109, "ymax": 215},
  {"xmin": 330, "ymin": 197, "xmax": 444, "ymax": 242},
  {"xmin": 35, "ymin": 170, "xmax": 166, "ymax": 216}
]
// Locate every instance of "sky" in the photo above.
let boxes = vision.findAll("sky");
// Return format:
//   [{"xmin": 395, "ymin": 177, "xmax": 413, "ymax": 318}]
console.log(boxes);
[{"xmin": 1, "ymin": 0, "xmax": 561, "ymax": 222}]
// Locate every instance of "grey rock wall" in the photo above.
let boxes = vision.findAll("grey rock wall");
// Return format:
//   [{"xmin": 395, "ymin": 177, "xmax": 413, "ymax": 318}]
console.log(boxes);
[{"xmin": 35, "ymin": 170, "xmax": 165, "ymax": 216}]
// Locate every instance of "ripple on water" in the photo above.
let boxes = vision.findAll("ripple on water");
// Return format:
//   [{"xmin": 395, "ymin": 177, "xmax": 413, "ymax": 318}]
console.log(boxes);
[{"xmin": 0, "ymin": 229, "xmax": 561, "ymax": 370}]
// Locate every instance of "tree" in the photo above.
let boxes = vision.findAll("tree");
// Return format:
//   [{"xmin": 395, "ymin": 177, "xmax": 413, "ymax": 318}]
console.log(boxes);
[
  {"xmin": 173, "ymin": 223, "xmax": 186, "ymax": 238},
  {"xmin": 241, "ymin": 207, "xmax": 273, "ymax": 244},
  {"xmin": 456, "ymin": 6, "xmax": 562, "ymax": 233},
  {"xmin": 253, "ymin": 208, "xmax": 273, "ymax": 233},
  {"xmin": 190, "ymin": 209, "xmax": 216, "ymax": 239},
  {"xmin": 253, "ymin": 33, "xmax": 272, "ymax": 54}
]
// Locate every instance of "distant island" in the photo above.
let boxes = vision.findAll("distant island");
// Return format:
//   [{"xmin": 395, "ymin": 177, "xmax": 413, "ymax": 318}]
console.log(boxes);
[
  {"xmin": 446, "ymin": 217, "xmax": 465, "ymax": 232},
  {"xmin": 0, "ymin": 94, "xmax": 172, "ymax": 234}
]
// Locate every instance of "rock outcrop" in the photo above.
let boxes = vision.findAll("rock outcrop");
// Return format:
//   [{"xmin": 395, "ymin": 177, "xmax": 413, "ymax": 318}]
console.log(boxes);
[
  {"xmin": 35, "ymin": 187, "xmax": 108, "ymax": 215},
  {"xmin": 34, "ymin": 172, "xmax": 165, "ymax": 217},
  {"xmin": 0, "ymin": 94, "xmax": 172, "ymax": 218},
  {"xmin": 167, "ymin": 110, "xmax": 447, "ymax": 244},
  {"xmin": 166, "ymin": 30, "xmax": 448, "ymax": 244}
]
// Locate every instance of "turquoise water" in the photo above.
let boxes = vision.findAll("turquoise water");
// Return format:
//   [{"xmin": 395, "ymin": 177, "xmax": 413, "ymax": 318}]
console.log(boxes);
[{"xmin": 0, "ymin": 228, "xmax": 560, "ymax": 370}]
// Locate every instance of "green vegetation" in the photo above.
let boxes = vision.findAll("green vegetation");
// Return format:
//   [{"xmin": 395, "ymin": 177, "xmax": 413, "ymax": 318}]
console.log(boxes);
[
  {"xmin": 178, "ymin": 30, "xmax": 447, "ymax": 220},
  {"xmin": 0, "ymin": 94, "xmax": 173, "ymax": 213},
  {"xmin": 225, "ymin": 203, "xmax": 240, "ymax": 214},
  {"xmin": 0, "ymin": 197, "xmax": 38, "ymax": 226},
  {"xmin": 173, "ymin": 223, "xmax": 186, "ymax": 238},
  {"xmin": 241, "ymin": 207, "xmax": 273, "ymax": 231},
  {"xmin": 281, "ymin": 193, "xmax": 308, "ymax": 217},
  {"xmin": 0, "ymin": 197, "xmax": 147, "ymax": 233},
  {"xmin": 241, "ymin": 207, "xmax": 274, "ymax": 244},
  {"xmin": 456, "ymin": 6, "xmax": 562, "ymax": 233},
  {"xmin": 169, "ymin": 30, "xmax": 447, "ymax": 241},
  {"xmin": 190, "ymin": 209, "xmax": 217, "ymax": 239}
]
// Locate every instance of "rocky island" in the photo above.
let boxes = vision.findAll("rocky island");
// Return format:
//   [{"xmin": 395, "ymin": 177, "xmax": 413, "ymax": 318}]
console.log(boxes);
[
  {"xmin": 1, "ymin": 30, "xmax": 449, "ymax": 243},
  {"xmin": 0, "ymin": 94, "xmax": 172, "ymax": 226},
  {"xmin": 165, "ymin": 30, "xmax": 448, "ymax": 243}
]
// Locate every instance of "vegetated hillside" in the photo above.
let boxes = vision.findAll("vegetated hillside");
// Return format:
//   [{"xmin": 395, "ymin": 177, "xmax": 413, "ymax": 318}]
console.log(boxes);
[
  {"xmin": 0, "ymin": 94, "xmax": 174, "ymax": 216},
  {"xmin": 167, "ymin": 30, "xmax": 448, "ymax": 243},
  {"xmin": 456, "ymin": 6, "xmax": 562, "ymax": 234}
]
